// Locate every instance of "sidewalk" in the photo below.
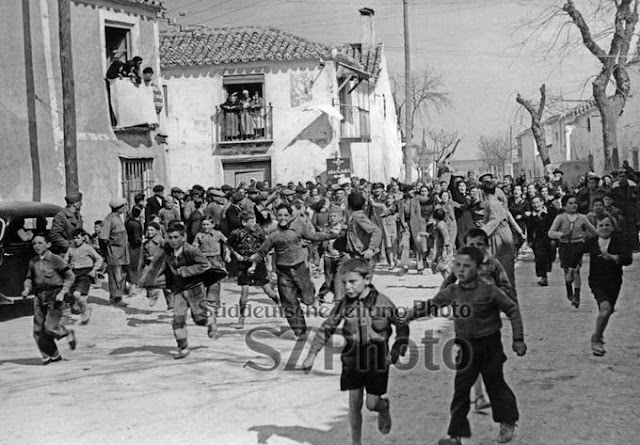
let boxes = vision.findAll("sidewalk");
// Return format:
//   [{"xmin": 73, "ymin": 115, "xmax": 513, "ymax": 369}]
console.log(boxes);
[{"xmin": 0, "ymin": 255, "xmax": 638, "ymax": 444}]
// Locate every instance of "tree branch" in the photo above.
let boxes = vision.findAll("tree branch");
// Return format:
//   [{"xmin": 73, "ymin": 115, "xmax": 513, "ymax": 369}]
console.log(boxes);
[{"xmin": 563, "ymin": 0, "xmax": 609, "ymax": 64}]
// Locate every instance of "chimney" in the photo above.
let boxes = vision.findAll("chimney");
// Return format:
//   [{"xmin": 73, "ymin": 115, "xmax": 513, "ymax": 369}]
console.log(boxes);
[{"xmin": 359, "ymin": 7, "xmax": 375, "ymax": 53}]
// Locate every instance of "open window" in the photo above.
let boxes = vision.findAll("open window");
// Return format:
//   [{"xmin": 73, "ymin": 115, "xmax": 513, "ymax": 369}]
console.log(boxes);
[
  {"xmin": 219, "ymin": 75, "xmax": 272, "ymax": 142},
  {"xmin": 105, "ymin": 24, "xmax": 131, "ymax": 65}
]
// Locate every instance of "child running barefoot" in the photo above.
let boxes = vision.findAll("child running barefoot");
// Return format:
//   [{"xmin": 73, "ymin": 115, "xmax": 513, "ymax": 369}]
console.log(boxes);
[
  {"xmin": 227, "ymin": 211, "xmax": 280, "ymax": 329},
  {"xmin": 302, "ymin": 258, "xmax": 409, "ymax": 445},
  {"xmin": 68, "ymin": 229, "xmax": 103, "ymax": 324},
  {"xmin": 578, "ymin": 216, "xmax": 632, "ymax": 356},
  {"xmin": 21, "ymin": 235, "xmax": 77, "ymax": 364},
  {"xmin": 548, "ymin": 194, "xmax": 598, "ymax": 308},
  {"xmin": 409, "ymin": 246, "xmax": 526, "ymax": 444}
]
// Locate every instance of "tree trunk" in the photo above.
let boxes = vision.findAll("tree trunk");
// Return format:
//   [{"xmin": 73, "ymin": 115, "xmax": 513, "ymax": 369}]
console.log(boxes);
[{"xmin": 593, "ymin": 65, "xmax": 626, "ymax": 173}]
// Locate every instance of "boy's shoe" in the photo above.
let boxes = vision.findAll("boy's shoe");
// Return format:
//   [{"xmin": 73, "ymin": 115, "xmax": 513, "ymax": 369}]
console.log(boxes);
[
  {"xmin": 537, "ymin": 277, "xmax": 548, "ymax": 286},
  {"xmin": 80, "ymin": 306, "xmax": 92, "ymax": 325},
  {"xmin": 497, "ymin": 422, "xmax": 516, "ymax": 443},
  {"xmin": 112, "ymin": 299, "xmax": 128, "ymax": 308},
  {"xmin": 42, "ymin": 353, "xmax": 63, "ymax": 365},
  {"xmin": 377, "ymin": 398, "xmax": 392, "ymax": 434},
  {"xmin": 591, "ymin": 334, "xmax": 606, "ymax": 356},
  {"xmin": 397, "ymin": 266, "xmax": 409, "ymax": 276},
  {"xmin": 174, "ymin": 348, "xmax": 190, "ymax": 359},
  {"xmin": 474, "ymin": 395, "xmax": 491, "ymax": 411},
  {"xmin": 148, "ymin": 295, "xmax": 158, "ymax": 307},
  {"xmin": 67, "ymin": 330, "xmax": 77, "ymax": 350},
  {"xmin": 438, "ymin": 437, "xmax": 462, "ymax": 445}
]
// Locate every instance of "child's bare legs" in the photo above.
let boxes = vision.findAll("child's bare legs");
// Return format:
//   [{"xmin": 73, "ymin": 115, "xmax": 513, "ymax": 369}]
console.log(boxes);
[
  {"xmin": 206, "ymin": 283, "xmax": 220, "ymax": 336},
  {"xmin": 572, "ymin": 266, "xmax": 582, "ymax": 307},
  {"xmin": 349, "ymin": 388, "xmax": 364, "ymax": 445},
  {"xmin": 233, "ymin": 285, "xmax": 250, "ymax": 329},
  {"xmin": 592, "ymin": 301, "xmax": 613, "ymax": 355},
  {"xmin": 261, "ymin": 283, "xmax": 279, "ymax": 304},
  {"xmin": 73, "ymin": 291, "xmax": 92, "ymax": 325},
  {"xmin": 563, "ymin": 267, "xmax": 575, "ymax": 302}
]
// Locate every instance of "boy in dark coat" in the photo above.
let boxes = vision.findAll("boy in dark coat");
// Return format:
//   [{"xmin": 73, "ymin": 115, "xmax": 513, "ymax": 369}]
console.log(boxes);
[{"xmin": 526, "ymin": 195, "xmax": 556, "ymax": 286}]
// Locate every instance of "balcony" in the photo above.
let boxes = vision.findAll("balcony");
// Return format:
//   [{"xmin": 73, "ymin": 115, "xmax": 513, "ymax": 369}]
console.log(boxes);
[
  {"xmin": 215, "ymin": 104, "xmax": 273, "ymax": 155},
  {"xmin": 340, "ymin": 105, "xmax": 370, "ymax": 142}
]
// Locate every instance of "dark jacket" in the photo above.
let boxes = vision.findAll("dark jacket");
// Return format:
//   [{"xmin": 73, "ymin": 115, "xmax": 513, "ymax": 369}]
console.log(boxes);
[
  {"xmin": 50, "ymin": 207, "xmax": 83, "ymax": 254},
  {"xmin": 145, "ymin": 195, "xmax": 166, "ymax": 223},
  {"xmin": 580, "ymin": 234, "xmax": 632, "ymax": 287},
  {"xmin": 526, "ymin": 207, "xmax": 556, "ymax": 248}
]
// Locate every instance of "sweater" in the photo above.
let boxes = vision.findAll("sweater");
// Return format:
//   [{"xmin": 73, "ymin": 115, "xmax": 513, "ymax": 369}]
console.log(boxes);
[{"xmin": 413, "ymin": 279, "xmax": 523, "ymax": 341}]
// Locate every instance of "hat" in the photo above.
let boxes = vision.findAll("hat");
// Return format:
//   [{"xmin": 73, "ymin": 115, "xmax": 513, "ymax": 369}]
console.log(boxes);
[
  {"xmin": 209, "ymin": 189, "xmax": 225, "ymax": 198},
  {"xmin": 146, "ymin": 221, "xmax": 161, "ymax": 231},
  {"xmin": 231, "ymin": 192, "xmax": 245, "ymax": 203},
  {"xmin": 281, "ymin": 188, "xmax": 296, "ymax": 196},
  {"xmin": 338, "ymin": 178, "xmax": 351, "ymax": 186},
  {"xmin": 247, "ymin": 187, "xmax": 259, "ymax": 194},
  {"xmin": 171, "ymin": 186, "xmax": 185, "ymax": 194},
  {"xmin": 478, "ymin": 173, "xmax": 493, "ymax": 183},
  {"xmin": 330, "ymin": 183, "xmax": 342, "ymax": 191},
  {"xmin": 328, "ymin": 205, "xmax": 343, "ymax": 214},
  {"xmin": 109, "ymin": 197, "xmax": 128, "ymax": 209},
  {"xmin": 372, "ymin": 182, "xmax": 385, "ymax": 190},
  {"xmin": 152, "ymin": 185, "xmax": 164, "ymax": 193},
  {"xmin": 586, "ymin": 172, "xmax": 600, "ymax": 181},
  {"xmin": 64, "ymin": 191, "xmax": 83, "ymax": 204},
  {"xmin": 553, "ymin": 169, "xmax": 564, "ymax": 175},
  {"xmin": 295, "ymin": 185, "xmax": 307, "ymax": 194}
]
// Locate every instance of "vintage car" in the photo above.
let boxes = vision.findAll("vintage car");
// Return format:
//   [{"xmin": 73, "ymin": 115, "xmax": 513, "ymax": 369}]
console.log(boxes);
[{"xmin": 0, "ymin": 201, "xmax": 63, "ymax": 320}]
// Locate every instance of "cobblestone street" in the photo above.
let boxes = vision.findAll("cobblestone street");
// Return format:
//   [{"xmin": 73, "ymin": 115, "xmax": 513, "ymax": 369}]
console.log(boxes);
[{"xmin": 1, "ymin": 253, "xmax": 639, "ymax": 444}]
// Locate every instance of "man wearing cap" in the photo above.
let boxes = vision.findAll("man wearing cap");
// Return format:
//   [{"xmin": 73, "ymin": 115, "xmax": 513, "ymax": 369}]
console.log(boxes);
[
  {"xmin": 205, "ymin": 189, "xmax": 226, "ymax": 227},
  {"xmin": 241, "ymin": 187, "xmax": 258, "ymax": 214},
  {"xmin": 145, "ymin": 185, "xmax": 165, "ymax": 223},
  {"xmin": 50, "ymin": 192, "xmax": 84, "ymax": 255},
  {"xmin": 99, "ymin": 198, "xmax": 130, "ymax": 307},
  {"xmin": 551, "ymin": 169, "xmax": 564, "ymax": 188},
  {"xmin": 577, "ymin": 172, "xmax": 604, "ymax": 214},
  {"xmin": 611, "ymin": 169, "xmax": 640, "ymax": 250}
]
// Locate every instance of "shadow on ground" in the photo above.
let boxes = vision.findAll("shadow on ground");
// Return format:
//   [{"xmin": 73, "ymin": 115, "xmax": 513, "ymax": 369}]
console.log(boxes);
[
  {"xmin": 249, "ymin": 415, "xmax": 348, "ymax": 445},
  {"xmin": 108, "ymin": 345, "xmax": 206, "ymax": 357},
  {"xmin": 0, "ymin": 357, "xmax": 45, "ymax": 366}
]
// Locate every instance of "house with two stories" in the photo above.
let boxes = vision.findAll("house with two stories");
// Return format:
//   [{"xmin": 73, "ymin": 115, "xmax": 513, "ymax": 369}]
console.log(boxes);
[
  {"xmin": 1, "ymin": 0, "xmax": 168, "ymax": 224},
  {"xmin": 159, "ymin": 8, "xmax": 402, "ymax": 187}
]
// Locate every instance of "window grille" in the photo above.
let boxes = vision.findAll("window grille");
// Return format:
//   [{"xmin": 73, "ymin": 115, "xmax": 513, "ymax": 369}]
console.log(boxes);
[{"xmin": 121, "ymin": 158, "xmax": 154, "ymax": 204}]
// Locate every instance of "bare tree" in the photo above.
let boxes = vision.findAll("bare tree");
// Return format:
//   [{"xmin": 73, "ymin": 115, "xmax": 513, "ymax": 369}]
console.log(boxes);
[
  {"xmin": 478, "ymin": 133, "xmax": 512, "ymax": 178},
  {"xmin": 391, "ymin": 69, "xmax": 451, "ymax": 141},
  {"xmin": 516, "ymin": 84, "xmax": 550, "ymax": 167},
  {"xmin": 413, "ymin": 128, "xmax": 461, "ymax": 181},
  {"xmin": 563, "ymin": 0, "xmax": 638, "ymax": 172}
]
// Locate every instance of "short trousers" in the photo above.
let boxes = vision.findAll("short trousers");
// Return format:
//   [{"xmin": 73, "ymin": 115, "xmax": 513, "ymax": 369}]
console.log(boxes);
[
  {"xmin": 237, "ymin": 261, "xmax": 269, "ymax": 287},
  {"xmin": 70, "ymin": 267, "xmax": 92, "ymax": 296},
  {"xmin": 559, "ymin": 242, "xmax": 584, "ymax": 269},
  {"xmin": 591, "ymin": 284, "xmax": 622, "ymax": 310},
  {"xmin": 340, "ymin": 343, "xmax": 389, "ymax": 395}
]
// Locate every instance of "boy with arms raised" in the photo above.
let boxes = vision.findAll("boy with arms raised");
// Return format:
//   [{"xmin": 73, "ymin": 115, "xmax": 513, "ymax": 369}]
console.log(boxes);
[
  {"xmin": 302, "ymin": 258, "xmax": 409, "ymax": 445},
  {"xmin": 409, "ymin": 246, "xmax": 526, "ymax": 444}
]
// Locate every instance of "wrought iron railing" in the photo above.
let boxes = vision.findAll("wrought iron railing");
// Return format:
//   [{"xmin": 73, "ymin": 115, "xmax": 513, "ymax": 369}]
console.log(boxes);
[{"xmin": 217, "ymin": 104, "xmax": 273, "ymax": 143}]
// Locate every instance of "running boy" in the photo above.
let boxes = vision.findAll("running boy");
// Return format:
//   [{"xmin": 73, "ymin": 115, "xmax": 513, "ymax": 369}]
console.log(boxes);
[
  {"xmin": 526, "ymin": 195, "xmax": 556, "ymax": 286},
  {"xmin": 68, "ymin": 229, "xmax": 103, "ymax": 324},
  {"xmin": 140, "ymin": 222, "xmax": 220, "ymax": 359},
  {"xmin": 250, "ymin": 204, "xmax": 337, "ymax": 338},
  {"xmin": 409, "ymin": 246, "xmax": 526, "ymax": 444},
  {"xmin": 192, "ymin": 218, "xmax": 230, "ymax": 334},
  {"xmin": 140, "ymin": 222, "xmax": 172, "ymax": 309},
  {"xmin": 302, "ymin": 258, "xmax": 409, "ymax": 445},
  {"xmin": 317, "ymin": 205, "xmax": 344, "ymax": 303},
  {"xmin": 226, "ymin": 211, "xmax": 280, "ymax": 329},
  {"xmin": 548, "ymin": 194, "xmax": 598, "ymax": 308},
  {"xmin": 21, "ymin": 235, "xmax": 77, "ymax": 364},
  {"xmin": 578, "ymin": 216, "xmax": 632, "ymax": 356}
]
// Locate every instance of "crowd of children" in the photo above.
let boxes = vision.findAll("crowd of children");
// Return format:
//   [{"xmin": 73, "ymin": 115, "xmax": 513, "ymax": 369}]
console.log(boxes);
[{"xmin": 18, "ymin": 165, "xmax": 639, "ymax": 444}]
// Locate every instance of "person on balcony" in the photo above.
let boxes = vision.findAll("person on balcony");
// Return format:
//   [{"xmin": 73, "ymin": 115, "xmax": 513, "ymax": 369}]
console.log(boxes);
[
  {"xmin": 240, "ymin": 90, "xmax": 254, "ymax": 139},
  {"xmin": 251, "ymin": 91, "xmax": 265, "ymax": 138},
  {"xmin": 220, "ymin": 92, "xmax": 241, "ymax": 140}
]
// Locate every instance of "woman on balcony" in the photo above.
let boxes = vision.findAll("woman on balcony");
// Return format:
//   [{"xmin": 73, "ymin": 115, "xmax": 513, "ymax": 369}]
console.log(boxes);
[
  {"xmin": 240, "ymin": 90, "xmax": 254, "ymax": 139},
  {"xmin": 220, "ymin": 92, "xmax": 241, "ymax": 141},
  {"xmin": 251, "ymin": 91, "xmax": 265, "ymax": 138}
]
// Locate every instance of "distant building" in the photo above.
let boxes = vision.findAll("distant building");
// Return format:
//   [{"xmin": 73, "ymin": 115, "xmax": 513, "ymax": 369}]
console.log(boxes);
[
  {"xmin": 448, "ymin": 159, "xmax": 486, "ymax": 176},
  {"xmin": 1, "ymin": 0, "xmax": 168, "ymax": 223},
  {"xmin": 159, "ymin": 8, "xmax": 402, "ymax": 187}
]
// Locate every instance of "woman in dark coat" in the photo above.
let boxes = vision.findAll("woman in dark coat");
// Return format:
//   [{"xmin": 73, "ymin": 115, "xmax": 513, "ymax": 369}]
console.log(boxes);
[{"xmin": 220, "ymin": 92, "xmax": 241, "ymax": 140}]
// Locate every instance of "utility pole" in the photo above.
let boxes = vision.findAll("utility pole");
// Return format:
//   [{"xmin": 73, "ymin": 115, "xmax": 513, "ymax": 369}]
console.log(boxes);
[
  {"xmin": 403, "ymin": 0, "xmax": 413, "ymax": 183},
  {"xmin": 509, "ymin": 125, "xmax": 513, "ymax": 176},
  {"xmin": 58, "ymin": 0, "xmax": 79, "ymax": 195}
]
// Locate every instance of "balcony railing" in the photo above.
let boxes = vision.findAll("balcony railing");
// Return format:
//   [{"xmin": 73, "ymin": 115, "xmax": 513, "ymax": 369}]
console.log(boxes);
[
  {"xmin": 340, "ymin": 105, "xmax": 370, "ymax": 141},
  {"xmin": 216, "ymin": 104, "xmax": 273, "ymax": 144}
]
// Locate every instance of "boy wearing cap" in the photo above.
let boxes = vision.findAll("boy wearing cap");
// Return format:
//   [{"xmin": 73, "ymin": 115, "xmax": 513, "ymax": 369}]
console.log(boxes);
[
  {"xmin": 140, "ymin": 221, "xmax": 173, "ymax": 309},
  {"xmin": 50, "ymin": 191, "xmax": 84, "ymax": 255},
  {"xmin": 317, "ymin": 205, "xmax": 345, "ymax": 303},
  {"xmin": 99, "ymin": 198, "xmax": 130, "ymax": 307}
]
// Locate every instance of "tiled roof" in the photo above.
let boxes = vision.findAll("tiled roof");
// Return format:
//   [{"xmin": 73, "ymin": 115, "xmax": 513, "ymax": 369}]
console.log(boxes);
[
  {"xmin": 160, "ymin": 26, "xmax": 332, "ymax": 67},
  {"xmin": 93, "ymin": 0, "xmax": 163, "ymax": 11},
  {"xmin": 337, "ymin": 43, "xmax": 383, "ymax": 79}
]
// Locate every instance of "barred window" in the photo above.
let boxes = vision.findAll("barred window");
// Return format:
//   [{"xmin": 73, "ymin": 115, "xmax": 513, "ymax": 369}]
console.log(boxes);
[{"xmin": 121, "ymin": 158, "xmax": 154, "ymax": 204}]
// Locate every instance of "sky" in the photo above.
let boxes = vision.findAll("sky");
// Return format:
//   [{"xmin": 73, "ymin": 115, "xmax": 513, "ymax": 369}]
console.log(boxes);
[{"xmin": 163, "ymin": 0, "xmax": 605, "ymax": 159}]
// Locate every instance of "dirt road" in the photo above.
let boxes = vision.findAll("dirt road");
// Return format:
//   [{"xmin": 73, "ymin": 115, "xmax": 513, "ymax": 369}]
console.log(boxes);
[{"xmin": 1, "ymin": 254, "xmax": 639, "ymax": 444}]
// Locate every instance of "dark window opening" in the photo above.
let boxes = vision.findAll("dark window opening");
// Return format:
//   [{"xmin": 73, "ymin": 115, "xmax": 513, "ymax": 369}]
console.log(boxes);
[
  {"xmin": 121, "ymin": 158, "xmax": 154, "ymax": 204},
  {"xmin": 219, "ymin": 76, "xmax": 271, "ymax": 142}
]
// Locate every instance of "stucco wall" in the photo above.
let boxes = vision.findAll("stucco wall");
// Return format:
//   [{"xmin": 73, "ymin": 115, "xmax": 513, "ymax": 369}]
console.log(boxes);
[
  {"xmin": 1, "ymin": 0, "xmax": 166, "ymax": 226},
  {"xmin": 163, "ymin": 60, "xmax": 340, "ymax": 188}
]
